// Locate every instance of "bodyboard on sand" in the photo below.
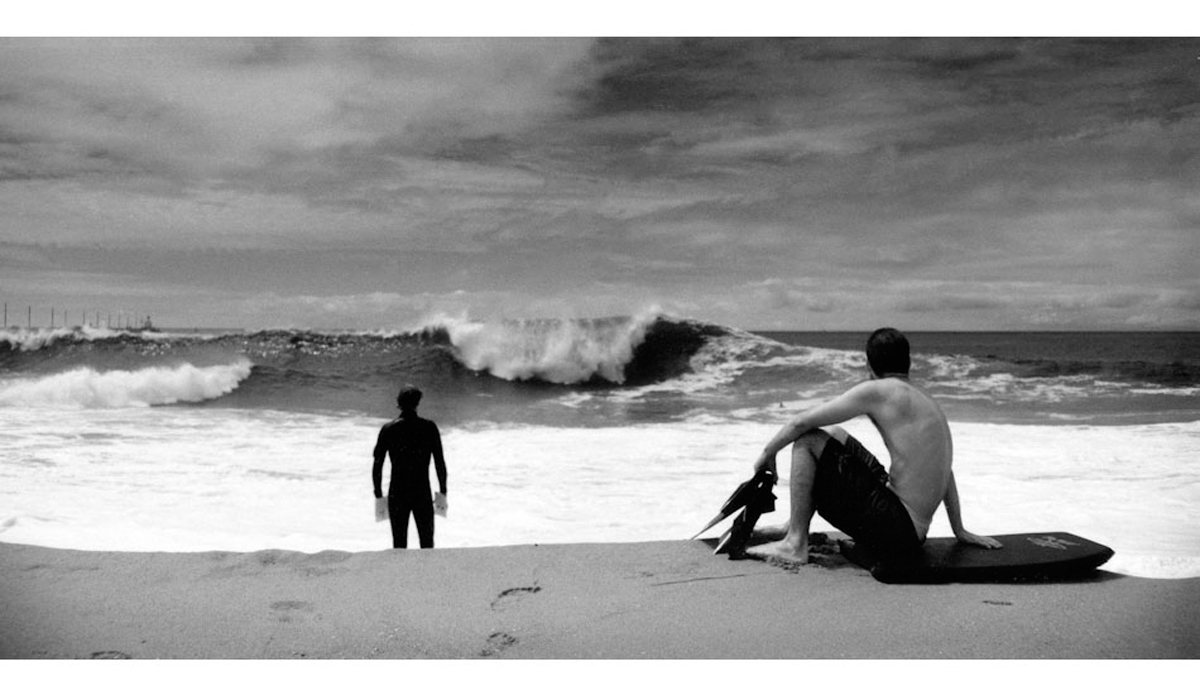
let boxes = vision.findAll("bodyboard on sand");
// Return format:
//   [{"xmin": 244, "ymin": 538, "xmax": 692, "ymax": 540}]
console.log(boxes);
[{"xmin": 840, "ymin": 532, "xmax": 1114, "ymax": 584}]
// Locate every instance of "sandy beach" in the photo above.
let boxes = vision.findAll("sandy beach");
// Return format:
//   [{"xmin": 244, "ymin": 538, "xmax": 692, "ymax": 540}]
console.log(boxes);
[{"xmin": 2, "ymin": 537, "xmax": 1198, "ymax": 660}]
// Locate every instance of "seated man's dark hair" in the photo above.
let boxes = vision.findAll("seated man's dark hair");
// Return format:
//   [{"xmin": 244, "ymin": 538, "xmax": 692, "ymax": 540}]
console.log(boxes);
[
  {"xmin": 397, "ymin": 385, "xmax": 423, "ymax": 410},
  {"xmin": 866, "ymin": 328, "xmax": 910, "ymax": 377}
]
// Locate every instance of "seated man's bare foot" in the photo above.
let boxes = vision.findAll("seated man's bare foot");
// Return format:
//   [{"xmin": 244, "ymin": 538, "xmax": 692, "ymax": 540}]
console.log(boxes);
[
  {"xmin": 745, "ymin": 539, "xmax": 809, "ymax": 565},
  {"xmin": 748, "ymin": 524, "xmax": 788, "ymax": 542}
]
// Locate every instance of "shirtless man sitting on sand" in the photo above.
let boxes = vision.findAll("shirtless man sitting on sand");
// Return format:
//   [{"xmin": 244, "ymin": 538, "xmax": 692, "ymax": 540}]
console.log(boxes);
[{"xmin": 747, "ymin": 327, "xmax": 1001, "ymax": 564}]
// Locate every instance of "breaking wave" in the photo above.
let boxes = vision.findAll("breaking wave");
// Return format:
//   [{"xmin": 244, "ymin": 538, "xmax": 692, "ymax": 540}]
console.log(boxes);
[
  {"xmin": 432, "ymin": 312, "xmax": 728, "ymax": 385},
  {"xmin": 0, "ymin": 359, "xmax": 253, "ymax": 408}
]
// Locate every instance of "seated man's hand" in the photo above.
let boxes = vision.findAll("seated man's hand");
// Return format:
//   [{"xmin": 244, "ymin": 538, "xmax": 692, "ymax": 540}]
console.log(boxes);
[
  {"xmin": 956, "ymin": 530, "xmax": 1003, "ymax": 549},
  {"xmin": 753, "ymin": 452, "xmax": 777, "ymax": 477}
]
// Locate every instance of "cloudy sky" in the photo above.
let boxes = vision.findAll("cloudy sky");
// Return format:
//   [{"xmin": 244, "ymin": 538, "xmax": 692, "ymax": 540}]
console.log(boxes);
[{"xmin": 1, "ymin": 33, "xmax": 1197, "ymax": 330}]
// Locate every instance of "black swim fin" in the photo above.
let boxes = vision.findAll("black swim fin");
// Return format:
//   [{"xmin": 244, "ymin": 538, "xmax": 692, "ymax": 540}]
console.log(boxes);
[
  {"xmin": 713, "ymin": 472, "xmax": 777, "ymax": 557},
  {"xmin": 691, "ymin": 468, "xmax": 776, "ymax": 541}
]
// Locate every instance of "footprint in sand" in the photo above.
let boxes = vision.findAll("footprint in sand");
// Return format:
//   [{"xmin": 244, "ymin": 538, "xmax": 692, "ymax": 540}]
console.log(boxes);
[
  {"xmin": 90, "ymin": 650, "xmax": 132, "ymax": 659},
  {"xmin": 480, "ymin": 631, "xmax": 518, "ymax": 657},
  {"xmin": 489, "ymin": 585, "xmax": 541, "ymax": 611},
  {"xmin": 481, "ymin": 587, "xmax": 540, "ymax": 656},
  {"xmin": 270, "ymin": 600, "xmax": 315, "ymax": 622}
]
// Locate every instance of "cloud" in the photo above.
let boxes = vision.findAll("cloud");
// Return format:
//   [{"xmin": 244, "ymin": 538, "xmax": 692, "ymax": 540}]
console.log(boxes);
[
  {"xmin": 0, "ymin": 38, "xmax": 595, "ymax": 194},
  {"xmin": 894, "ymin": 295, "xmax": 1009, "ymax": 313},
  {"xmin": 884, "ymin": 280, "xmax": 1200, "ymax": 329},
  {"xmin": 1, "ymin": 38, "xmax": 1197, "ymax": 330}
]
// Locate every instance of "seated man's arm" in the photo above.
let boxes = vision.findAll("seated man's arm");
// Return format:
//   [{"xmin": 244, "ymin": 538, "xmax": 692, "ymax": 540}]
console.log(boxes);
[
  {"xmin": 944, "ymin": 471, "xmax": 1002, "ymax": 548},
  {"xmin": 753, "ymin": 382, "xmax": 880, "ymax": 473}
]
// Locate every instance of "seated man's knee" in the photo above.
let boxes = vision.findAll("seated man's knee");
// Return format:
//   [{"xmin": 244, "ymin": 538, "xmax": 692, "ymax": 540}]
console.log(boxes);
[
  {"xmin": 793, "ymin": 428, "xmax": 832, "ymax": 457},
  {"xmin": 824, "ymin": 425, "xmax": 849, "ymax": 444}
]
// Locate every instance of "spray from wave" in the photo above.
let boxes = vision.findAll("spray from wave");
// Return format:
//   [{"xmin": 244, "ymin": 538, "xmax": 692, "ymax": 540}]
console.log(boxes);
[
  {"xmin": 416, "ymin": 311, "xmax": 732, "ymax": 386},
  {"xmin": 438, "ymin": 315, "xmax": 651, "ymax": 384},
  {"xmin": 0, "ymin": 359, "xmax": 253, "ymax": 408},
  {"xmin": 0, "ymin": 326, "xmax": 181, "ymax": 353}
]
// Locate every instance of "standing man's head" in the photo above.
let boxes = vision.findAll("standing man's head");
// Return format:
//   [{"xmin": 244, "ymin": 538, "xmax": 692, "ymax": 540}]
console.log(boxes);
[
  {"xmin": 866, "ymin": 328, "xmax": 910, "ymax": 378},
  {"xmin": 397, "ymin": 385, "xmax": 423, "ymax": 413}
]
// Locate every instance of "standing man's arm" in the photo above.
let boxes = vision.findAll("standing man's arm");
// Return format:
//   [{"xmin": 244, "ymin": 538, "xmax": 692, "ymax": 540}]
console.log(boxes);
[
  {"xmin": 432, "ymin": 424, "xmax": 448, "ymax": 496},
  {"xmin": 372, "ymin": 427, "xmax": 387, "ymax": 499},
  {"xmin": 943, "ymin": 471, "xmax": 1002, "ymax": 548}
]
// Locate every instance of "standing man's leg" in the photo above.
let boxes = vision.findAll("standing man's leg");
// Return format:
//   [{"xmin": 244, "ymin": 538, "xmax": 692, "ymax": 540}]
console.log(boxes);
[
  {"xmin": 388, "ymin": 495, "xmax": 410, "ymax": 549},
  {"xmin": 746, "ymin": 428, "xmax": 835, "ymax": 564},
  {"xmin": 413, "ymin": 496, "xmax": 435, "ymax": 549}
]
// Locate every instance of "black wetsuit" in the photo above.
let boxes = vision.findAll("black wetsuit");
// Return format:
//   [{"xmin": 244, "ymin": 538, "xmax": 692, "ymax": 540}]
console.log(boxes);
[{"xmin": 372, "ymin": 412, "xmax": 447, "ymax": 549}]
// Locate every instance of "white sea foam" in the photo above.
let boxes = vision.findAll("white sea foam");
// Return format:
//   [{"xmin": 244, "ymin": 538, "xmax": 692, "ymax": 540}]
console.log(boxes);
[
  {"xmin": 0, "ymin": 326, "xmax": 185, "ymax": 351},
  {"xmin": 0, "ymin": 404, "xmax": 1196, "ymax": 579},
  {"xmin": 0, "ymin": 359, "xmax": 253, "ymax": 408},
  {"xmin": 1, "ymin": 326, "xmax": 107, "ymax": 351},
  {"xmin": 610, "ymin": 335, "xmax": 857, "ymax": 404},
  {"xmin": 607, "ymin": 334, "xmax": 762, "ymax": 399},
  {"xmin": 922, "ymin": 353, "xmax": 983, "ymax": 381},
  {"xmin": 1130, "ymin": 385, "xmax": 1200, "ymax": 398},
  {"xmin": 437, "ymin": 312, "xmax": 659, "ymax": 384},
  {"xmin": 934, "ymin": 372, "xmax": 1123, "ymax": 405}
]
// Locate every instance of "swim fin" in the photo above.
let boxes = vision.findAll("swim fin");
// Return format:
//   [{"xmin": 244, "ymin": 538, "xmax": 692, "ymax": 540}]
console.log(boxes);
[
  {"xmin": 691, "ymin": 468, "xmax": 777, "ymax": 540},
  {"xmin": 713, "ymin": 473, "xmax": 777, "ymax": 557}
]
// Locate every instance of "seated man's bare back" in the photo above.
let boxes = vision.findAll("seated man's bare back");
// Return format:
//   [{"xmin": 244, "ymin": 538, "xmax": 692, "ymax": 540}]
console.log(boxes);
[{"xmin": 864, "ymin": 376, "xmax": 952, "ymax": 540}]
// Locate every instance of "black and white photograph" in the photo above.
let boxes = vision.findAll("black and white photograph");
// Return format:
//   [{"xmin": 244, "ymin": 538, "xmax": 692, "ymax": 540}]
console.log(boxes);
[{"xmin": 1, "ymin": 3, "xmax": 1197, "ymax": 676}]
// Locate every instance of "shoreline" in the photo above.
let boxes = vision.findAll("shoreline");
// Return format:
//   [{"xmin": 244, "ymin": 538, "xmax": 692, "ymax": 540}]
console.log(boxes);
[{"xmin": 3, "ymin": 539, "xmax": 1199, "ymax": 659}]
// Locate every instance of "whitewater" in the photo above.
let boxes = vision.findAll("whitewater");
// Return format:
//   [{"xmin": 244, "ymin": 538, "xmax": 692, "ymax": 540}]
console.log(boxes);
[{"xmin": 1, "ymin": 317, "xmax": 1197, "ymax": 580}]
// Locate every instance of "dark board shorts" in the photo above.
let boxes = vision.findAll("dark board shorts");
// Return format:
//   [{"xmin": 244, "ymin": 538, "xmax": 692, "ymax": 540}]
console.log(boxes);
[{"xmin": 814, "ymin": 435, "xmax": 921, "ymax": 558}]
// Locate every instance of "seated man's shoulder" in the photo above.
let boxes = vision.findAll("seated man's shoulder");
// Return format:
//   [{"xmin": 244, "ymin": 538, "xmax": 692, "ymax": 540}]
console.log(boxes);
[{"xmin": 848, "ymin": 379, "xmax": 891, "ymax": 400}]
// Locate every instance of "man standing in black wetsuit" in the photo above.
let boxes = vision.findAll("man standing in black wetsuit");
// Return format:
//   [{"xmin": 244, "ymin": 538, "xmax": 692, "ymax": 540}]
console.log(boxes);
[{"xmin": 372, "ymin": 385, "xmax": 448, "ymax": 549}]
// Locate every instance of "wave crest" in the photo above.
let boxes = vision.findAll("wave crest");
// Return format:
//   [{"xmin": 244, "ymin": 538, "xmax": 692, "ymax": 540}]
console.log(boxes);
[
  {"xmin": 0, "ymin": 359, "xmax": 253, "ymax": 408},
  {"xmin": 0, "ymin": 326, "xmax": 177, "ymax": 353},
  {"xmin": 439, "ymin": 315, "xmax": 658, "ymax": 384}
]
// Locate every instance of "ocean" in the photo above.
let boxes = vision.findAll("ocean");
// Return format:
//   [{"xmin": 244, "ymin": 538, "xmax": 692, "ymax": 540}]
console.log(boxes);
[{"xmin": 1, "ymin": 314, "xmax": 1197, "ymax": 579}]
